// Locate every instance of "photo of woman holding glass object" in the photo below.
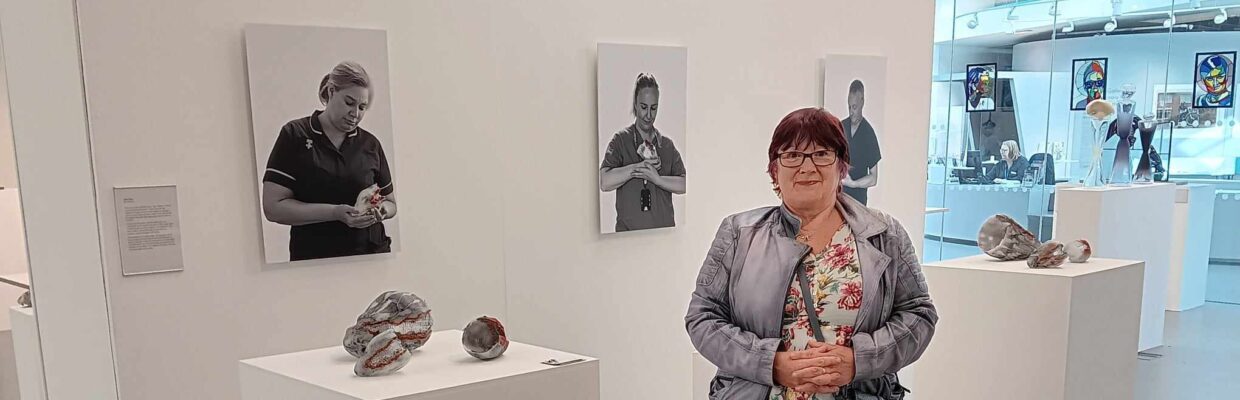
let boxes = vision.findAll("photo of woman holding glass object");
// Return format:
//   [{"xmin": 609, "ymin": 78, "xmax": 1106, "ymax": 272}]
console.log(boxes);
[
  {"xmin": 599, "ymin": 72, "xmax": 687, "ymax": 232},
  {"xmin": 261, "ymin": 61, "xmax": 397, "ymax": 261}
]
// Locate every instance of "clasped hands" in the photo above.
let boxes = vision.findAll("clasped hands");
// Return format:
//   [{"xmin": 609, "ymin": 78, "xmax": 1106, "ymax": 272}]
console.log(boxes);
[
  {"xmin": 630, "ymin": 158, "xmax": 662, "ymax": 183},
  {"xmin": 773, "ymin": 341, "xmax": 856, "ymax": 395},
  {"xmin": 335, "ymin": 204, "xmax": 383, "ymax": 229}
]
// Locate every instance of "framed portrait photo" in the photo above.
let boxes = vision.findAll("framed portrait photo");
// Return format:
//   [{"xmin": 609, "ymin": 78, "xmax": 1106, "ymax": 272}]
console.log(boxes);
[
  {"xmin": 244, "ymin": 24, "xmax": 401, "ymax": 263},
  {"xmin": 596, "ymin": 43, "xmax": 688, "ymax": 234},
  {"xmin": 823, "ymin": 54, "xmax": 888, "ymax": 207}
]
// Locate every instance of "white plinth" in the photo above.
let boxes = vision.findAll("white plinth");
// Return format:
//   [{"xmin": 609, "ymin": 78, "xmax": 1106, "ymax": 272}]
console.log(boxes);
[
  {"xmin": 1168, "ymin": 184, "xmax": 1215, "ymax": 311},
  {"xmin": 239, "ymin": 330, "xmax": 599, "ymax": 400},
  {"xmin": 1053, "ymin": 183, "xmax": 1174, "ymax": 351},
  {"xmin": 9, "ymin": 306, "xmax": 47, "ymax": 400},
  {"xmin": 917, "ymin": 256, "xmax": 1142, "ymax": 400}
]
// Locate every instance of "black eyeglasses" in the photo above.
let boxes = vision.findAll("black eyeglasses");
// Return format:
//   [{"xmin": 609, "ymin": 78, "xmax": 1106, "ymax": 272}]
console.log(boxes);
[{"xmin": 778, "ymin": 150, "xmax": 838, "ymax": 168}]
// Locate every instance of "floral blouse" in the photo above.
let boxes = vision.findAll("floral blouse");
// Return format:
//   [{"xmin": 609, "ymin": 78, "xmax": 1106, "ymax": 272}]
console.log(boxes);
[{"xmin": 769, "ymin": 224, "xmax": 864, "ymax": 400}]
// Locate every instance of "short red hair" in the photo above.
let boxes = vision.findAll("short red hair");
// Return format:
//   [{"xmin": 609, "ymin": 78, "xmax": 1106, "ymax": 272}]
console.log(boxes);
[{"xmin": 766, "ymin": 107, "xmax": 851, "ymax": 190}]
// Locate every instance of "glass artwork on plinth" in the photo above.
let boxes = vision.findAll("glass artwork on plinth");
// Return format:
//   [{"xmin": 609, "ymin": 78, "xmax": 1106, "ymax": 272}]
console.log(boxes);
[
  {"xmin": 1108, "ymin": 112, "xmax": 1136, "ymax": 186},
  {"xmin": 978, "ymin": 214, "xmax": 1092, "ymax": 269},
  {"xmin": 343, "ymin": 291, "xmax": 433, "ymax": 377},
  {"xmin": 1133, "ymin": 118, "xmax": 1167, "ymax": 183},
  {"xmin": 977, "ymin": 214, "xmax": 1039, "ymax": 261},
  {"xmin": 1084, "ymin": 99, "xmax": 1116, "ymax": 188},
  {"xmin": 462, "ymin": 316, "xmax": 509, "ymax": 360},
  {"xmin": 1118, "ymin": 83, "xmax": 1137, "ymax": 114}
]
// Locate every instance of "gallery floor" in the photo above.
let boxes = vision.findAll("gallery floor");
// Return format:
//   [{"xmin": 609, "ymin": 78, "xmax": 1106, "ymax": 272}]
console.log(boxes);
[{"xmin": 924, "ymin": 239, "xmax": 1240, "ymax": 398}]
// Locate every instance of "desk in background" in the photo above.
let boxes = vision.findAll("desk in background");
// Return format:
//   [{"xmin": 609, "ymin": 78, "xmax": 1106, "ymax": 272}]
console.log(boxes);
[{"xmin": 925, "ymin": 182, "xmax": 1057, "ymax": 245}]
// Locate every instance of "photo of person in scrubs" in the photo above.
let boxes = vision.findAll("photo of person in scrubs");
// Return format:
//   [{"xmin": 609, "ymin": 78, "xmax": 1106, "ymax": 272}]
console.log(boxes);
[
  {"xmin": 841, "ymin": 80, "xmax": 881, "ymax": 205},
  {"xmin": 261, "ymin": 61, "xmax": 397, "ymax": 261},
  {"xmin": 599, "ymin": 72, "xmax": 687, "ymax": 232}
]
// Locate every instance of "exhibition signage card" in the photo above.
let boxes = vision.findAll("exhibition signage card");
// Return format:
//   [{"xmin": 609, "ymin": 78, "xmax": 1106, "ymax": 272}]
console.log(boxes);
[{"xmin": 114, "ymin": 185, "xmax": 184, "ymax": 276}]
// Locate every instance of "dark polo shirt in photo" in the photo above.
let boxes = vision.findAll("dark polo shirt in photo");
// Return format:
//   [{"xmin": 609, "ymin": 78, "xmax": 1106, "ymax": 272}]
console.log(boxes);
[
  {"xmin": 842, "ymin": 116, "xmax": 881, "ymax": 205},
  {"xmin": 263, "ymin": 110, "xmax": 394, "ymax": 260},
  {"xmin": 601, "ymin": 124, "xmax": 686, "ymax": 232}
]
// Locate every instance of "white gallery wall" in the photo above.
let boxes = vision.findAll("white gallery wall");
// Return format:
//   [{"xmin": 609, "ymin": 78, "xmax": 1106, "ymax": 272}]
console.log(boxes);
[
  {"xmin": 65, "ymin": 1, "xmax": 935, "ymax": 399},
  {"xmin": 0, "ymin": 54, "xmax": 15, "ymax": 189}
]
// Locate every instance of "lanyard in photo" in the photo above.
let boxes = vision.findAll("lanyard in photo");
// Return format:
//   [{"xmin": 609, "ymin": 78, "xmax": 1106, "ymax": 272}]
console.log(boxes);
[{"xmin": 638, "ymin": 141, "xmax": 657, "ymax": 212}]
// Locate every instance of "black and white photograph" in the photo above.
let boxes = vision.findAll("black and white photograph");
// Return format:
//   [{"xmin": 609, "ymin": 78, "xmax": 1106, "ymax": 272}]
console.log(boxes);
[
  {"xmin": 244, "ymin": 24, "xmax": 400, "ymax": 263},
  {"xmin": 597, "ymin": 43, "xmax": 688, "ymax": 234},
  {"xmin": 824, "ymin": 54, "xmax": 888, "ymax": 206}
]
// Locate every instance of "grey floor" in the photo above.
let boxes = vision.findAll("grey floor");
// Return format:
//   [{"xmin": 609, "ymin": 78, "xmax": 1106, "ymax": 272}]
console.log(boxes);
[
  {"xmin": 924, "ymin": 239, "xmax": 1240, "ymax": 398},
  {"xmin": 1136, "ymin": 303, "xmax": 1240, "ymax": 399}
]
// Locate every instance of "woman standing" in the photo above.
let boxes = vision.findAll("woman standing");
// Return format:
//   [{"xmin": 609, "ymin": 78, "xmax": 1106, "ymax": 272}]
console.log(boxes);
[
  {"xmin": 686, "ymin": 108, "xmax": 936, "ymax": 399},
  {"xmin": 261, "ymin": 61, "xmax": 397, "ymax": 261},
  {"xmin": 599, "ymin": 73, "xmax": 686, "ymax": 232}
]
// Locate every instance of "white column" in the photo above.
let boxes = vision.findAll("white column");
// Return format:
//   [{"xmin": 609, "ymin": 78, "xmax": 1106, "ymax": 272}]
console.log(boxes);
[{"xmin": 0, "ymin": 0, "xmax": 120, "ymax": 398}]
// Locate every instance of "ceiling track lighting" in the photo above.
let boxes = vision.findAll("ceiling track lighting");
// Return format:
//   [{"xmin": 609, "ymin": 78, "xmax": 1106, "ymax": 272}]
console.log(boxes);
[
  {"xmin": 1104, "ymin": 17, "xmax": 1118, "ymax": 32},
  {"xmin": 1062, "ymin": 21, "xmax": 1075, "ymax": 33},
  {"xmin": 1216, "ymin": 8, "xmax": 1229, "ymax": 25},
  {"xmin": 967, "ymin": 12, "xmax": 979, "ymax": 29},
  {"xmin": 1163, "ymin": 13, "xmax": 1176, "ymax": 28}
]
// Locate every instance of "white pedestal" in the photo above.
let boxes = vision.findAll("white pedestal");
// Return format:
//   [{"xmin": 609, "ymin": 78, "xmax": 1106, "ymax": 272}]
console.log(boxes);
[
  {"xmin": 1053, "ymin": 183, "xmax": 1174, "ymax": 351},
  {"xmin": 9, "ymin": 306, "xmax": 47, "ymax": 400},
  {"xmin": 239, "ymin": 330, "xmax": 599, "ymax": 400},
  {"xmin": 1167, "ymin": 184, "xmax": 1215, "ymax": 311},
  {"xmin": 917, "ymin": 256, "xmax": 1142, "ymax": 400}
]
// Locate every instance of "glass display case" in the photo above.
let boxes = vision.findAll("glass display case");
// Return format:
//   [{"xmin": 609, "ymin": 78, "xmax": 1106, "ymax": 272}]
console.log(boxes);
[
  {"xmin": 1151, "ymin": 84, "xmax": 1238, "ymax": 178},
  {"xmin": 924, "ymin": 0, "xmax": 1239, "ymax": 263}
]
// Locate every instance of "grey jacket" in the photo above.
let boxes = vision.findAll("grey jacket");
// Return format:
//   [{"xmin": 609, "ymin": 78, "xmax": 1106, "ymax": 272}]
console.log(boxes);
[{"xmin": 685, "ymin": 194, "xmax": 937, "ymax": 399}]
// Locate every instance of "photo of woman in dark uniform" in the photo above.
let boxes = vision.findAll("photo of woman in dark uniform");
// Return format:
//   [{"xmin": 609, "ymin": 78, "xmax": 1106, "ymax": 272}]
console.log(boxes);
[
  {"xmin": 599, "ymin": 73, "xmax": 687, "ymax": 232},
  {"xmin": 261, "ymin": 61, "xmax": 397, "ymax": 261}
]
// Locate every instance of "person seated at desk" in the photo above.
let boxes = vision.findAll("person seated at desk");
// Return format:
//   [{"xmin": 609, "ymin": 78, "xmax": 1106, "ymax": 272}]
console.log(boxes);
[{"xmin": 985, "ymin": 140, "xmax": 1028, "ymax": 182}]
